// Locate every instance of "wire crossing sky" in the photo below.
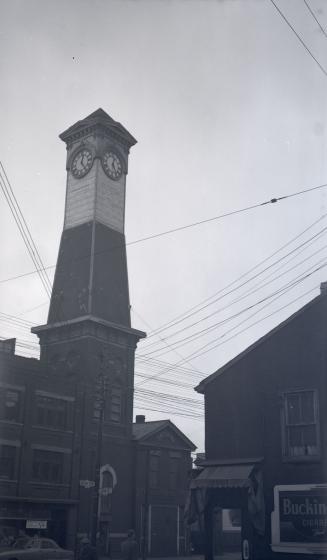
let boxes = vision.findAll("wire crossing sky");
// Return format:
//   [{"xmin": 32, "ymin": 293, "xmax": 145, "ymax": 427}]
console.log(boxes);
[{"xmin": 1, "ymin": 0, "xmax": 327, "ymax": 448}]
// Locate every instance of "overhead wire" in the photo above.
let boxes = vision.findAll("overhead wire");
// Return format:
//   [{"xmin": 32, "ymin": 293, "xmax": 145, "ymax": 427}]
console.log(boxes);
[
  {"xmin": 1, "ymin": 181, "xmax": 327, "ymax": 286},
  {"xmin": 138, "ymin": 243, "xmax": 327, "ymax": 358},
  {"xmin": 270, "ymin": 0, "xmax": 327, "ymax": 79},
  {"xmin": 0, "ymin": 162, "xmax": 52, "ymax": 298},
  {"xmin": 303, "ymin": 0, "xmax": 327, "ymax": 39},
  {"xmin": 136, "ymin": 264, "xmax": 325, "ymax": 386},
  {"xmin": 141, "ymin": 214, "xmax": 327, "ymax": 342}
]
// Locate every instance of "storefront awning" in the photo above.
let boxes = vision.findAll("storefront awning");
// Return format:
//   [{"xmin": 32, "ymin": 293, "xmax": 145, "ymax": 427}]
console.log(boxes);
[{"xmin": 190, "ymin": 463, "xmax": 254, "ymax": 489}]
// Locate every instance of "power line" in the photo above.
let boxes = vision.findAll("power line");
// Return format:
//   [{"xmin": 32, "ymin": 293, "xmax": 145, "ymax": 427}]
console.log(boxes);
[
  {"xmin": 136, "ymin": 267, "xmax": 323, "ymax": 386},
  {"xmin": 270, "ymin": 0, "xmax": 327, "ymax": 79},
  {"xmin": 138, "ymin": 234, "xmax": 327, "ymax": 356},
  {"xmin": 137, "ymin": 214, "xmax": 327, "ymax": 341},
  {"xmin": 2, "ymin": 181, "xmax": 327, "ymax": 286},
  {"xmin": 190, "ymin": 285, "xmax": 318, "ymax": 363},
  {"xmin": 0, "ymin": 163, "xmax": 52, "ymax": 298},
  {"xmin": 303, "ymin": 0, "xmax": 327, "ymax": 39}
]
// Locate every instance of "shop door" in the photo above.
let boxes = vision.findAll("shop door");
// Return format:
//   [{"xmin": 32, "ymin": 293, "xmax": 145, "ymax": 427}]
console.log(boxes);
[{"xmin": 150, "ymin": 505, "xmax": 177, "ymax": 557}]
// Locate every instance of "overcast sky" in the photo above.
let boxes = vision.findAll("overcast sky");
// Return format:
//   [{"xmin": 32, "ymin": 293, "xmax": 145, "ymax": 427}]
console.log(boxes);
[{"xmin": 1, "ymin": 0, "xmax": 327, "ymax": 450}]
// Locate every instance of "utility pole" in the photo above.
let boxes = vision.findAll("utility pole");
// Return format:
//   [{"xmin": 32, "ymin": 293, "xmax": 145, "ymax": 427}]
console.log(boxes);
[
  {"xmin": 142, "ymin": 448, "xmax": 150, "ymax": 560},
  {"xmin": 91, "ymin": 352, "xmax": 108, "ymax": 547}
]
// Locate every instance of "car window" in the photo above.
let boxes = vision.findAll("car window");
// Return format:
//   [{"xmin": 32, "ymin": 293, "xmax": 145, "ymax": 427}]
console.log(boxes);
[
  {"xmin": 25, "ymin": 539, "xmax": 40, "ymax": 549},
  {"xmin": 41, "ymin": 540, "xmax": 57, "ymax": 549}
]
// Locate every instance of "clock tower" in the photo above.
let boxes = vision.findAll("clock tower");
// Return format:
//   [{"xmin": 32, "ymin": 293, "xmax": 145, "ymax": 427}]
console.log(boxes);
[
  {"xmin": 32, "ymin": 108, "xmax": 146, "ymax": 422},
  {"xmin": 33, "ymin": 108, "xmax": 145, "ymax": 362},
  {"xmin": 32, "ymin": 109, "xmax": 145, "ymax": 541}
]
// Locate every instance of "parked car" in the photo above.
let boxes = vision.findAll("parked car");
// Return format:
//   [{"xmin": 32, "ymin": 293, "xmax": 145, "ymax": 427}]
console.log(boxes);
[{"xmin": 0, "ymin": 538, "xmax": 74, "ymax": 559}]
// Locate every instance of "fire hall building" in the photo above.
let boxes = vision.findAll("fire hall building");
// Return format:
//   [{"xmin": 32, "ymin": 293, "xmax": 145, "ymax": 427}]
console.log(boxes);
[
  {"xmin": 189, "ymin": 285, "xmax": 327, "ymax": 560},
  {"xmin": 0, "ymin": 110, "xmax": 195, "ymax": 556}
]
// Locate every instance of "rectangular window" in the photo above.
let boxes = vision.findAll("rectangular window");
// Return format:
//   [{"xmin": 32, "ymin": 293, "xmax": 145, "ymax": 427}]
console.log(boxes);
[
  {"xmin": 169, "ymin": 452, "xmax": 181, "ymax": 489},
  {"xmin": 0, "ymin": 389, "xmax": 22, "ymax": 422},
  {"xmin": 109, "ymin": 388, "xmax": 122, "ymax": 423},
  {"xmin": 35, "ymin": 395, "xmax": 68, "ymax": 429},
  {"xmin": 149, "ymin": 451, "xmax": 161, "ymax": 488},
  {"xmin": 282, "ymin": 390, "xmax": 319, "ymax": 459},
  {"xmin": 0, "ymin": 445, "xmax": 16, "ymax": 479},
  {"xmin": 32, "ymin": 449, "xmax": 64, "ymax": 483}
]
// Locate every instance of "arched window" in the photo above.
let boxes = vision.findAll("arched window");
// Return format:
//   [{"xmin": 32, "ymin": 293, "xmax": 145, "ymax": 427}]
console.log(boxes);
[{"xmin": 99, "ymin": 465, "xmax": 116, "ymax": 516}]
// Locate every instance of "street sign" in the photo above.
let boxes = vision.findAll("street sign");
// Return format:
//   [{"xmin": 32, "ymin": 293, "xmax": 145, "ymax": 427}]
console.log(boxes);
[
  {"xmin": 80, "ymin": 479, "xmax": 96, "ymax": 489},
  {"xmin": 99, "ymin": 487, "xmax": 112, "ymax": 496}
]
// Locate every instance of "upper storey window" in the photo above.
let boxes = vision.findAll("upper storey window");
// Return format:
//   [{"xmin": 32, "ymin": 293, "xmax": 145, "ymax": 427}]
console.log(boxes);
[
  {"xmin": 282, "ymin": 390, "xmax": 320, "ymax": 459},
  {"xmin": 0, "ymin": 388, "xmax": 23, "ymax": 423},
  {"xmin": 35, "ymin": 394, "xmax": 71, "ymax": 430}
]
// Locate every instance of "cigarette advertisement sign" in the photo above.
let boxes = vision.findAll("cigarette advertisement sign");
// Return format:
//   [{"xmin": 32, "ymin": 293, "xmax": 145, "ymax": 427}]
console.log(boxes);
[{"xmin": 271, "ymin": 484, "xmax": 327, "ymax": 555}]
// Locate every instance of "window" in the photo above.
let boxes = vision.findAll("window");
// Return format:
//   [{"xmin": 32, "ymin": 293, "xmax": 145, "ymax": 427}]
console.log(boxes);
[
  {"xmin": 35, "ymin": 395, "xmax": 68, "ymax": 429},
  {"xmin": 0, "ymin": 389, "xmax": 22, "ymax": 422},
  {"xmin": 149, "ymin": 450, "xmax": 161, "ymax": 488},
  {"xmin": 282, "ymin": 390, "xmax": 320, "ymax": 459},
  {"xmin": 100, "ymin": 470, "xmax": 113, "ymax": 514},
  {"xmin": 0, "ymin": 445, "xmax": 16, "ymax": 479},
  {"xmin": 93, "ymin": 387, "xmax": 122, "ymax": 424},
  {"xmin": 32, "ymin": 449, "xmax": 64, "ymax": 483},
  {"xmin": 169, "ymin": 452, "xmax": 181, "ymax": 489},
  {"xmin": 109, "ymin": 388, "xmax": 122, "ymax": 423}
]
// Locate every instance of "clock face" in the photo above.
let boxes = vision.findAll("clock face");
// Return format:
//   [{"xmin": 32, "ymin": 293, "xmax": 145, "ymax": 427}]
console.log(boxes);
[
  {"xmin": 102, "ymin": 151, "xmax": 123, "ymax": 180},
  {"xmin": 71, "ymin": 149, "xmax": 93, "ymax": 178}
]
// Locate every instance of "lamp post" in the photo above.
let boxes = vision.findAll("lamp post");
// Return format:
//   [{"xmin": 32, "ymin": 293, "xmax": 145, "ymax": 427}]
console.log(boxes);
[{"xmin": 91, "ymin": 352, "xmax": 108, "ymax": 547}]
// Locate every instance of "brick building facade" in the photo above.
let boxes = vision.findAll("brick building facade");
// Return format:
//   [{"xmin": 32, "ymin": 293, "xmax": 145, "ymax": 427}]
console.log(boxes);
[{"xmin": 0, "ymin": 110, "xmax": 195, "ymax": 556}]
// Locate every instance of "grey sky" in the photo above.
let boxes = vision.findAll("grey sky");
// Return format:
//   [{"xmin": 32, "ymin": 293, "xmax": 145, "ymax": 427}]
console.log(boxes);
[{"xmin": 1, "ymin": 0, "xmax": 327, "ymax": 449}]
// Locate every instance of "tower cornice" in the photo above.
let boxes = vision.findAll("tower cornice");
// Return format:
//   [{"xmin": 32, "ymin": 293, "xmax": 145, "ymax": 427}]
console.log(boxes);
[{"xmin": 59, "ymin": 108, "xmax": 137, "ymax": 149}]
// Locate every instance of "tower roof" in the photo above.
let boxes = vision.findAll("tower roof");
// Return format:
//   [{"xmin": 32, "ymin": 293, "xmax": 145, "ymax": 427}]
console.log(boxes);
[{"xmin": 59, "ymin": 108, "xmax": 137, "ymax": 147}]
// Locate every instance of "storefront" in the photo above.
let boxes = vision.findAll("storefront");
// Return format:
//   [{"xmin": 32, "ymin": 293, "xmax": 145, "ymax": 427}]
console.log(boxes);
[
  {"xmin": 0, "ymin": 500, "xmax": 76, "ymax": 549},
  {"xmin": 271, "ymin": 484, "xmax": 327, "ymax": 557},
  {"xmin": 187, "ymin": 460, "xmax": 265, "ymax": 560}
]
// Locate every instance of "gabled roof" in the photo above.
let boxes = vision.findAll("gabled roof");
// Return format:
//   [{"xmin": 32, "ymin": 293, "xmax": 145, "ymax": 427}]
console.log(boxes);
[
  {"xmin": 195, "ymin": 290, "xmax": 325, "ymax": 394},
  {"xmin": 133, "ymin": 419, "xmax": 196, "ymax": 450},
  {"xmin": 59, "ymin": 108, "xmax": 137, "ymax": 147}
]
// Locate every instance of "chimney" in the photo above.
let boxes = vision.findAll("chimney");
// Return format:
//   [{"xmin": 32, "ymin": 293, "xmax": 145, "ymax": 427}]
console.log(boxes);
[
  {"xmin": 136, "ymin": 414, "xmax": 146, "ymax": 424},
  {"xmin": 0, "ymin": 338, "xmax": 16, "ymax": 354},
  {"xmin": 320, "ymin": 282, "xmax": 327, "ymax": 295}
]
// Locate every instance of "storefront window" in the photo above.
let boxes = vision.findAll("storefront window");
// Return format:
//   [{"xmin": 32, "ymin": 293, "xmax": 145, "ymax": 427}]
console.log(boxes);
[{"xmin": 283, "ymin": 390, "xmax": 319, "ymax": 459}]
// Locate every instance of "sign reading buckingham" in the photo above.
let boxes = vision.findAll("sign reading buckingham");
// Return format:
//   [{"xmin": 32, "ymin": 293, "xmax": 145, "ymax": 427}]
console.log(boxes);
[{"xmin": 272, "ymin": 484, "xmax": 327, "ymax": 555}]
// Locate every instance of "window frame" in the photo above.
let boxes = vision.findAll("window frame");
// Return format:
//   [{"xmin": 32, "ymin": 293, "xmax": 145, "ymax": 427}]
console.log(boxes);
[
  {"xmin": 0, "ymin": 444, "xmax": 17, "ymax": 479},
  {"xmin": 281, "ymin": 389, "xmax": 320, "ymax": 462},
  {"xmin": 34, "ymin": 394, "xmax": 71, "ymax": 431},
  {"xmin": 31, "ymin": 449, "xmax": 65, "ymax": 484},
  {"xmin": 0, "ymin": 385, "xmax": 24, "ymax": 424}
]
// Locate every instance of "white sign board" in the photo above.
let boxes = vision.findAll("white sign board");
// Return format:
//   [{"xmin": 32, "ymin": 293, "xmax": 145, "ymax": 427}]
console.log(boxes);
[{"xmin": 26, "ymin": 520, "xmax": 47, "ymax": 529}]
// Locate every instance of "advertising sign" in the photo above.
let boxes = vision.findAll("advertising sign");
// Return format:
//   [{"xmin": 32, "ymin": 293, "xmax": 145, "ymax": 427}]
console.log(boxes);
[
  {"xmin": 26, "ymin": 520, "xmax": 47, "ymax": 529},
  {"xmin": 271, "ymin": 484, "xmax": 327, "ymax": 555}
]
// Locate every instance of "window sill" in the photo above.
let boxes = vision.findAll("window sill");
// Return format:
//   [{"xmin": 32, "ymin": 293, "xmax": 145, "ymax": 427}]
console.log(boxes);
[
  {"xmin": 282, "ymin": 455, "xmax": 321, "ymax": 464},
  {"xmin": 0, "ymin": 419, "xmax": 23, "ymax": 426},
  {"xmin": 0, "ymin": 477, "xmax": 18, "ymax": 482},
  {"xmin": 29, "ymin": 481, "xmax": 70, "ymax": 487},
  {"xmin": 31, "ymin": 425, "xmax": 73, "ymax": 434}
]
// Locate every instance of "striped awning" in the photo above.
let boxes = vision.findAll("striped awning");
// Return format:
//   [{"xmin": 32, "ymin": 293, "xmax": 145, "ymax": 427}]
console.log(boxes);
[{"xmin": 190, "ymin": 463, "xmax": 254, "ymax": 489}]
